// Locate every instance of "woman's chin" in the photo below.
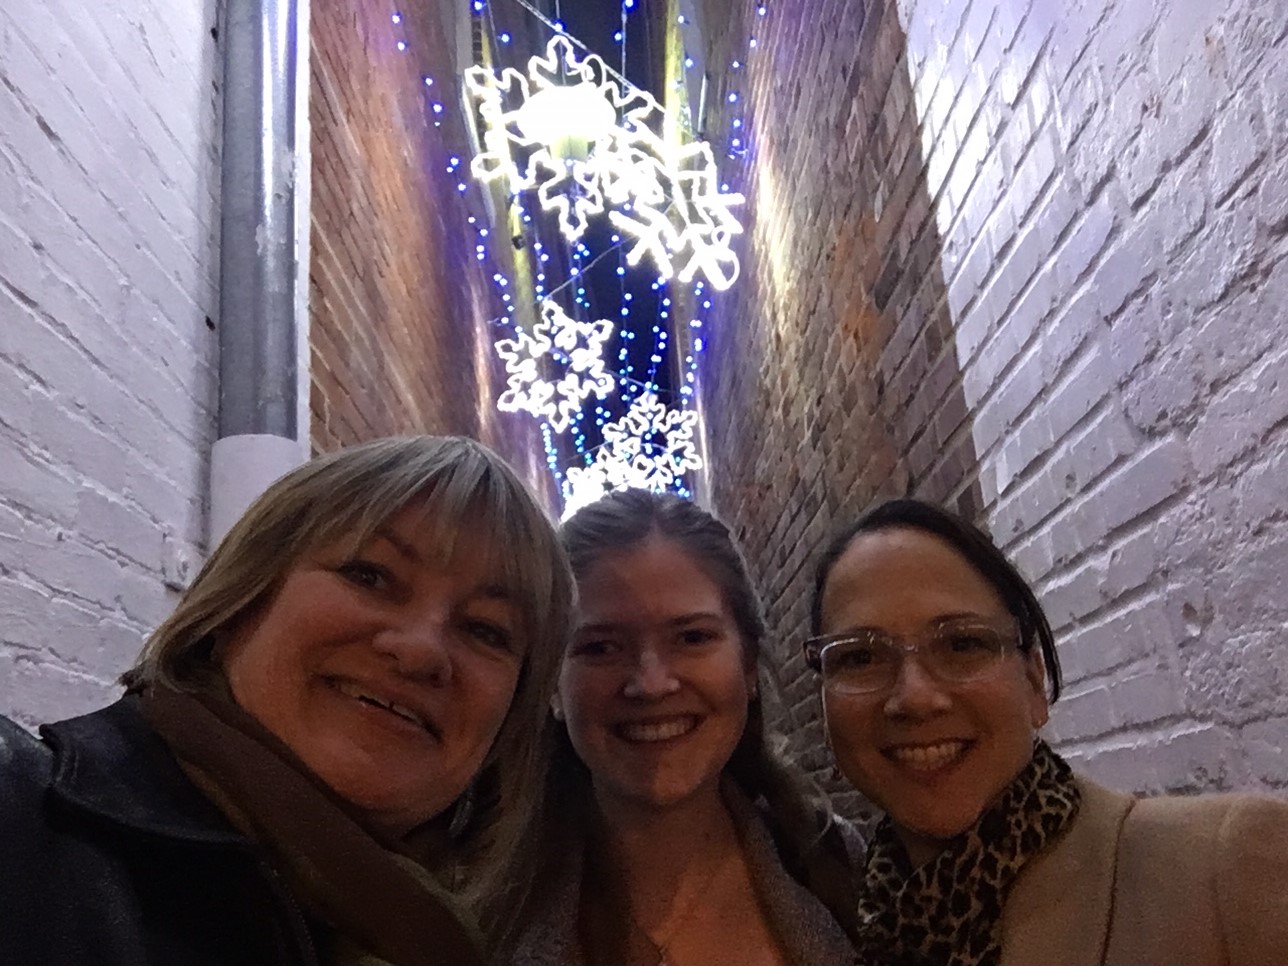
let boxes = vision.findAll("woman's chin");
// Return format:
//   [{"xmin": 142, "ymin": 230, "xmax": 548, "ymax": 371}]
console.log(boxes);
[
  {"xmin": 312, "ymin": 762, "xmax": 456, "ymax": 834},
  {"xmin": 892, "ymin": 813, "xmax": 980, "ymax": 864}
]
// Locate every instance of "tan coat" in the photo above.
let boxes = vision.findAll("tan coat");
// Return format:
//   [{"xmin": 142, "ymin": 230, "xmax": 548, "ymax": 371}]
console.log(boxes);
[{"xmin": 1001, "ymin": 777, "xmax": 1288, "ymax": 966}]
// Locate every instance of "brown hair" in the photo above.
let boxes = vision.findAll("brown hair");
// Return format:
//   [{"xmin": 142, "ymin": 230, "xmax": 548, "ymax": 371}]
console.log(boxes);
[{"xmin": 497, "ymin": 489, "xmax": 857, "ymax": 949}]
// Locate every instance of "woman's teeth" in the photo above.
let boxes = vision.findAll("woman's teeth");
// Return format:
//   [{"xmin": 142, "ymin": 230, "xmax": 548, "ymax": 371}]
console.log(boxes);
[
  {"xmin": 617, "ymin": 717, "xmax": 698, "ymax": 742},
  {"xmin": 335, "ymin": 680, "xmax": 428, "ymax": 730},
  {"xmin": 887, "ymin": 740, "xmax": 968, "ymax": 770}
]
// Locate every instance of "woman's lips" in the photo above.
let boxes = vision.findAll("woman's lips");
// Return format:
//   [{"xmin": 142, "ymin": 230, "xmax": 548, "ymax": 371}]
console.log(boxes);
[
  {"xmin": 613, "ymin": 715, "xmax": 700, "ymax": 743},
  {"xmin": 328, "ymin": 678, "xmax": 440, "ymax": 739},
  {"xmin": 883, "ymin": 739, "xmax": 971, "ymax": 771}
]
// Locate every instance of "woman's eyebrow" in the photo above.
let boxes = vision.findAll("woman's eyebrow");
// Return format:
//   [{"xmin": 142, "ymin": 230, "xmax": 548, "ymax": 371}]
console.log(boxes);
[
  {"xmin": 372, "ymin": 527, "xmax": 421, "ymax": 563},
  {"xmin": 574, "ymin": 621, "xmax": 621, "ymax": 635},
  {"xmin": 369, "ymin": 532, "xmax": 513, "ymax": 600},
  {"xmin": 667, "ymin": 611, "xmax": 725, "ymax": 627},
  {"xmin": 928, "ymin": 611, "xmax": 994, "ymax": 625}
]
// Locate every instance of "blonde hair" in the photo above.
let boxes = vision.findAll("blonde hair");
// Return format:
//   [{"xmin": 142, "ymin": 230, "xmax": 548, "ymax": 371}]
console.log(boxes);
[{"xmin": 123, "ymin": 435, "xmax": 574, "ymax": 909}]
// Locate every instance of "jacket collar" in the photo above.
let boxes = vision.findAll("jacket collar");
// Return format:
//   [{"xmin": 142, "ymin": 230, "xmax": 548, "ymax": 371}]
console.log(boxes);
[
  {"xmin": 723, "ymin": 784, "xmax": 859, "ymax": 964},
  {"xmin": 41, "ymin": 694, "xmax": 247, "ymax": 847},
  {"xmin": 503, "ymin": 781, "xmax": 857, "ymax": 966},
  {"xmin": 1000, "ymin": 777, "xmax": 1136, "ymax": 966}
]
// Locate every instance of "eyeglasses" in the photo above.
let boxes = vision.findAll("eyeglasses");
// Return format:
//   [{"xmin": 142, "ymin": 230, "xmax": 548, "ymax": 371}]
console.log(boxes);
[{"xmin": 802, "ymin": 621, "xmax": 1019, "ymax": 695}]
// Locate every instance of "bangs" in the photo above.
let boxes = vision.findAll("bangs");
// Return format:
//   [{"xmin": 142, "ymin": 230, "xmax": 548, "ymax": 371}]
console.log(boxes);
[
  {"xmin": 299, "ymin": 446, "xmax": 560, "ymax": 648},
  {"xmin": 130, "ymin": 434, "xmax": 571, "ymax": 714}
]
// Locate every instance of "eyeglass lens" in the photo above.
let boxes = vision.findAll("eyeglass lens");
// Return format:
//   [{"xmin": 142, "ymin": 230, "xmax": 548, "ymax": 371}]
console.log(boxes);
[{"xmin": 820, "ymin": 625, "xmax": 1009, "ymax": 693}]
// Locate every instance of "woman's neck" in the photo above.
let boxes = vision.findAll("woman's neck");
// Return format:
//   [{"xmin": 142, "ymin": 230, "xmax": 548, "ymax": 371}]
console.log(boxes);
[
  {"xmin": 584, "ymin": 780, "xmax": 791, "ymax": 966},
  {"xmin": 593, "ymin": 780, "xmax": 740, "ymax": 903},
  {"xmin": 895, "ymin": 824, "xmax": 948, "ymax": 869}
]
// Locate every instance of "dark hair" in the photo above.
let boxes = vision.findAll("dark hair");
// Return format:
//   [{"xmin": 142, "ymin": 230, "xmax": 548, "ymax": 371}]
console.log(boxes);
[
  {"xmin": 809, "ymin": 498, "xmax": 1063, "ymax": 702},
  {"xmin": 494, "ymin": 489, "xmax": 857, "ymax": 950}
]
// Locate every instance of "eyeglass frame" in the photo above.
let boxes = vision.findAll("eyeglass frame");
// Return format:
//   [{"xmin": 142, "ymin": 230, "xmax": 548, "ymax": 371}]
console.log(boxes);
[{"xmin": 801, "ymin": 619, "xmax": 1024, "ymax": 695}]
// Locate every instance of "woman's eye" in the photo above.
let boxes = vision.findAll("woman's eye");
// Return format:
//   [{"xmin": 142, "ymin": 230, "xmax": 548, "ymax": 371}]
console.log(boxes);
[
  {"xmin": 678, "ymin": 627, "xmax": 716, "ymax": 646},
  {"xmin": 946, "ymin": 632, "xmax": 994, "ymax": 653},
  {"xmin": 836, "ymin": 645, "xmax": 877, "ymax": 669},
  {"xmin": 336, "ymin": 560, "xmax": 390, "ymax": 589},
  {"xmin": 572, "ymin": 639, "xmax": 616, "ymax": 658},
  {"xmin": 465, "ymin": 620, "xmax": 514, "ymax": 653}
]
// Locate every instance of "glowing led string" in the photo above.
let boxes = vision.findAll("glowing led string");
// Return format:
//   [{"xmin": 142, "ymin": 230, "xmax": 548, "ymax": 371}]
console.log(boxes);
[{"xmin": 387, "ymin": 1, "xmax": 779, "ymax": 508}]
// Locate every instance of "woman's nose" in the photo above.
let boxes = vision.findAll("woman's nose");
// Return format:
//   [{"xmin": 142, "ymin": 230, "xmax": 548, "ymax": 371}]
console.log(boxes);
[
  {"xmin": 622, "ymin": 648, "xmax": 680, "ymax": 699},
  {"xmin": 882, "ymin": 653, "xmax": 951, "ymax": 718},
  {"xmin": 372, "ymin": 614, "xmax": 454, "ymax": 685}
]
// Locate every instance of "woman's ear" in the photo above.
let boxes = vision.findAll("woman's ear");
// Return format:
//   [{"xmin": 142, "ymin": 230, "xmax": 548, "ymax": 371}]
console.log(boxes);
[
  {"xmin": 1023, "ymin": 647, "xmax": 1050, "ymax": 730},
  {"xmin": 550, "ymin": 692, "xmax": 565, "ymax": 722}
]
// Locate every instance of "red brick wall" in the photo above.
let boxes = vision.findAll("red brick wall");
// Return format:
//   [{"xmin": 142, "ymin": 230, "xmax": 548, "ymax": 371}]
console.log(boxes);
[
  {"xmin": 309, "ymin": 0, "xmax": 555, "ymax": 499},
  {"xmin": 697, "ymin": 0, "xmax": 952, "ymax": 806},
  {"xmin": 700, "ymin": 0, "xmax": 1288, "ymax": 798}
]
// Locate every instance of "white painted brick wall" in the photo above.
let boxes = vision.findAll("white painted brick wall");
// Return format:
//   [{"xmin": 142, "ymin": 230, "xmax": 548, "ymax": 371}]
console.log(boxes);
[
  {"xmin": 897, "ymin": 0, "xmax": 1288, "ymax": 792},
  {"xmin": 0, "ymin": 0, "xmax": 219, "ymax": 727}
]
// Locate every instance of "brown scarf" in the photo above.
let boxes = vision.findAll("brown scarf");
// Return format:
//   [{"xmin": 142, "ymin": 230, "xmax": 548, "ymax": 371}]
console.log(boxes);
[
  {"xmin": 855, "ymin": 741, "xmax": 1081, "ymax": 966},
  {"xmin": 141, "ymin": 683, "xmax": 485, "ymax": 966}
]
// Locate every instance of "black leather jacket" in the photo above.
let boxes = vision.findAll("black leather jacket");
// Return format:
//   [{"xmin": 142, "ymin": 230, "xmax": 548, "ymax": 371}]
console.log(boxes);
[{"xmin": 0, "ymin": 696, "xmax": 321, "ymax": 965}]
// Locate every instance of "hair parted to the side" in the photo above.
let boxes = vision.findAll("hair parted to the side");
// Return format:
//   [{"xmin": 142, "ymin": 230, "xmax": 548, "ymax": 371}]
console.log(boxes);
[
  {"xmin": 122, "ymin": 435, "xmax": 575, "ymax": 912},
  {"xmin": 496, "ymin": 488, "xmax": 857, "ymax": 950},
  {"xmin": 809, "ymin": 497, "xmax": 1063, "ymax": 702}
]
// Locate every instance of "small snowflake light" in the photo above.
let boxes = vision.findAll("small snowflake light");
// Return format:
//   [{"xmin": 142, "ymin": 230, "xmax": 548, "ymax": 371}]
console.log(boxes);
[
  {"xmin": 464, "ymin": 35, "xmax": 744, "ymax": 290},
  {"xmin": 560, "ymin": 449, "xmax": 649, "ymax": 521},
  {"xmin": 494, "ymin": 300, "xmax": 616, "ymax": 433},
  {"xmin": 600, "ymin": 391, "xmax": 703, "ymax": 489}
]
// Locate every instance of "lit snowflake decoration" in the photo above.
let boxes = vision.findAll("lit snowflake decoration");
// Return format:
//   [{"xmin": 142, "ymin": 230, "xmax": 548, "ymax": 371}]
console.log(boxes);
[
  {"xmin": 464, "ymin": 35, "xmax": 745, "ymax": 290},
  {"xmin": 600, "ymin": 391, "xmax": 703, "ymax": 489},
  {"xmin": 494, "ymin": 300, "xmax": 615, "ymax": 433},
  {"xmin": 560, "ymin": 450, "xmax": 646, "ymax": 521},
  {"xmin": 604, "ymin": 140, "xmax": 744, "ymax": 290}
]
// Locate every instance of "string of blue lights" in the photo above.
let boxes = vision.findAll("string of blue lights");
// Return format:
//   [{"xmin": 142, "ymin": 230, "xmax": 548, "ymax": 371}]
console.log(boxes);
[{"xmin": 385, "ymin": 0, "xmax": 770, "ymax": 511}]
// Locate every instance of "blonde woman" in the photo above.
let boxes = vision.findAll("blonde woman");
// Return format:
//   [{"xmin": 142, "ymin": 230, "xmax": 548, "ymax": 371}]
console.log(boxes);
[{"xmin": 0, "ymin": 436, "xmax": 574, "ymax": 966}]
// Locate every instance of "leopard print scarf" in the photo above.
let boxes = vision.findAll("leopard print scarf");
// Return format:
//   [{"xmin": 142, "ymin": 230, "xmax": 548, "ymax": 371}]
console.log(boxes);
[{"xmin": 854, "ymin": 741, "xmax": 1080, "ymax": 966}]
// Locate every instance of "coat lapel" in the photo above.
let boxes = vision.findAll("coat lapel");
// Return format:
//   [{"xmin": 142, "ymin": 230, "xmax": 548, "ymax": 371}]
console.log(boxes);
[
  {"xmin": 724, "ymin": 786, "xmax": 858, "ymax": 965},
  {"xmin": 1000, "ymin": 779, "xmax": 1134, "ymax": 966}
]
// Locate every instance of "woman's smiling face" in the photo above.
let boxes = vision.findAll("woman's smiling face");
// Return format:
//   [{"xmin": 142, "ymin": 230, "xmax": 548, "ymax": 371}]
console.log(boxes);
[
  {"xmin": 555, "ymin": 535, "xmax": 755, "ymax": 817},
  {"xmin": 220, "ymin": 501, "xmax": 525, "ymax": 836},
  {"xmin": 818, "ymin": 526, "xmax": 1048, "ymax": 863}
]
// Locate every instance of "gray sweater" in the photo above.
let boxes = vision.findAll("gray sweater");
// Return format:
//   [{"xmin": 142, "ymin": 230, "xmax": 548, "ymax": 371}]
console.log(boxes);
[{"xmin": 501, "ymin": 786, "xmax": 859, "ymax": 966}]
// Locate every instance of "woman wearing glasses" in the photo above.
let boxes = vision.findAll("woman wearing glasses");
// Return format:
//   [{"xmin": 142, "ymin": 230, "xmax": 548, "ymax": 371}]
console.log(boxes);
[{"xmin": 805, "ymin": 498, "xmax": 1288, "ymax": 966}]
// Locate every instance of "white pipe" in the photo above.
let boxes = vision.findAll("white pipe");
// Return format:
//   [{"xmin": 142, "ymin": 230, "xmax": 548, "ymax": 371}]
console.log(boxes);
[{"xmin": 210, "ymin": 434, "xmax": 305, "ymax": 544}]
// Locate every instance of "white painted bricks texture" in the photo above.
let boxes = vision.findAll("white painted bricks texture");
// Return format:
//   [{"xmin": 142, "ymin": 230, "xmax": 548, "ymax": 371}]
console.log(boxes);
[
  {"xmin": 0, "ymin": 0, "xmax": 220, "ymax": 727},
  {"xmin": 896, "ymin": 0, "xmax": 1288, "ymax": 793},
  {"xmin": 697, "ymin": 0, "xmax": 1288, "ymax": 810}
]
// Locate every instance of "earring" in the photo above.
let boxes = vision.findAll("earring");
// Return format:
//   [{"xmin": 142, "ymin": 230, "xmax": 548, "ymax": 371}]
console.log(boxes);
[{"xmin": 551, "ymin": 704, "xmax": 565, "ymax": 722}]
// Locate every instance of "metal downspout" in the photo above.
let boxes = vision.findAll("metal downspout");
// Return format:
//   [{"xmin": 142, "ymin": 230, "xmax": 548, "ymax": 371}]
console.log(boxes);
[{"xmin": 211, "ymin": 0, "xmax": 308, "ymax": 542}]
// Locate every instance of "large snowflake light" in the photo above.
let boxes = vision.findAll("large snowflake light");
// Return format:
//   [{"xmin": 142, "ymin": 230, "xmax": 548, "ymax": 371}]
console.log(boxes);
[
  {"xmin": 465, "ymin": 35, "xmax": 745, "ymax": 290},
  {"xmin": 494, "ymin": 300, "xmax": 615, "ymax": 433},
  {"xmin": 600, "ymin": 391, "xmax": 703, "ymax": 489}
]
